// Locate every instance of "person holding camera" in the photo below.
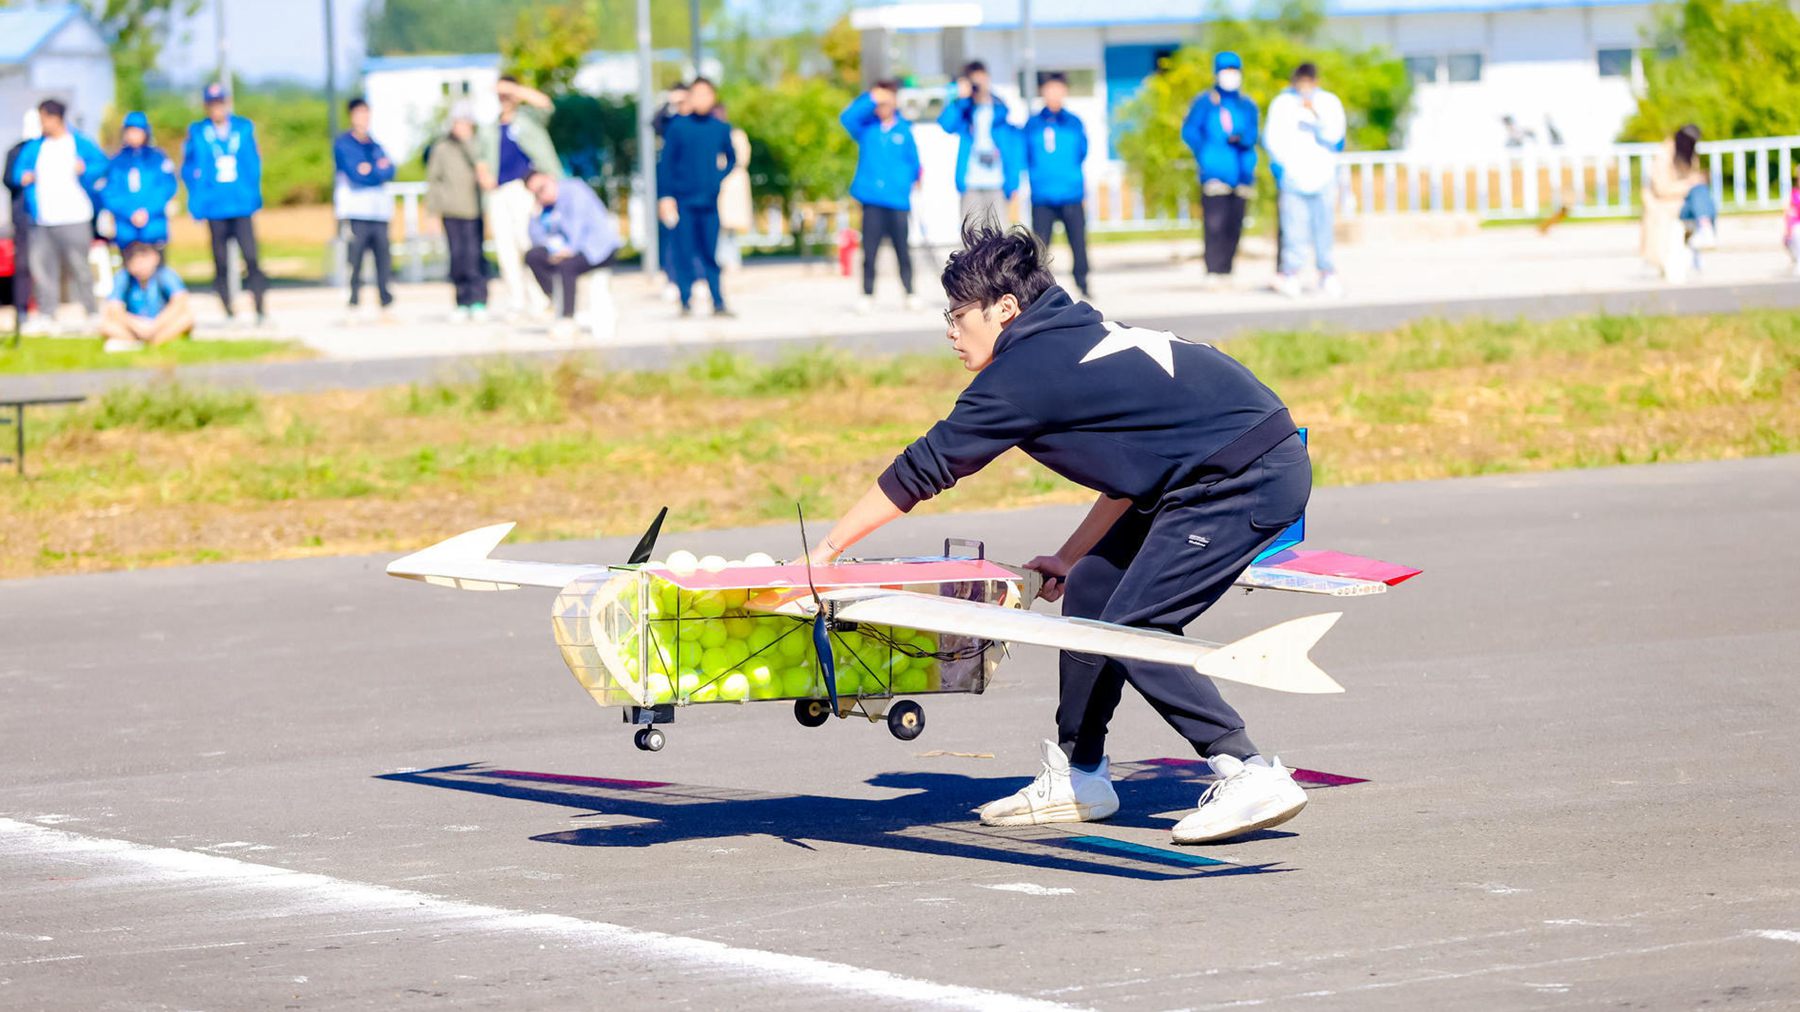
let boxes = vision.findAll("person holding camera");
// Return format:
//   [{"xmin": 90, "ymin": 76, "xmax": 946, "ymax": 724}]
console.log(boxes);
[{"xmin": 938, "ymin": 61, "xmax": 1022, "ymax": 227}]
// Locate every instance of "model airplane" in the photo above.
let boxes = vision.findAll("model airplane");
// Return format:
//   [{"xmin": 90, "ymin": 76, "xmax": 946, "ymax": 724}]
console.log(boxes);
[{"xmin": 387, "ymin": 508, "xmax": 1419, "ymax": 751}]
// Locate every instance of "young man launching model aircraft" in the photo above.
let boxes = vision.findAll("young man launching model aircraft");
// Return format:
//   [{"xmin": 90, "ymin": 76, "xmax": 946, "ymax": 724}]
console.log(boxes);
[{"xmin": 809, "ymin": 223, "xmax": 1314, "ymax": 844}]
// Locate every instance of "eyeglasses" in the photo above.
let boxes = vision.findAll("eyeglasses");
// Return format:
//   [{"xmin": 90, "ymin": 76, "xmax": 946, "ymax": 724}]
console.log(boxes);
[{"xmin": 943, "ymin": 301, "xmax": 981, "ymax": 332}]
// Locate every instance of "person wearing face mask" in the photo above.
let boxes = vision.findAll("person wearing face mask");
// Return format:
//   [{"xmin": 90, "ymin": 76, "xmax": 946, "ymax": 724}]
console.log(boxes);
[
  {"xmin": 1264, "ymin": 63, "xmax": 1346, "ymax": 298},
  {"xmin": 1181, "ymin": 52, "xmax": 1260, "ymax": 285},
  {"xmin": 808, "ymin": 223, "xmax": 1312, "ymax": 845}
]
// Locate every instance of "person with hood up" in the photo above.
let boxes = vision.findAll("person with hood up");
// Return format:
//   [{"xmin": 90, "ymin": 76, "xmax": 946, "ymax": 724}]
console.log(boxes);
[
  {"xmin": 10, "ymin": 98, "xmax": 109, "ymax": 333},
  {"xmin": 807, "ymin": 223, "xmax": 1314, "ymax": 845},
  {"xmin": 1024, "ymin": 72, "xmax": 1091, "ymax": 299},
  {"xmin": 938, "ymin": 60, "xmax": 1023, "ymax": 226},
  {"xmin": 333, "ymin": 96, "xmax": 398, "ymax": 318},
  {"xmin": 100, "ymin": 111, "xmax": 177, "ymax": 249},
  {"xmin": 841, "ymin": 80, "xmax": 924, "ymax": 312},
  {"xmin": 1181, "ymin": 52, "xmax": 1260, "ymax": 284},
  {"xmin": 182, "ymin": 82, "xmax": 268, "ymax": 324},
  {"xmin": 427, "ymin": 102, "xmax": 489, "ymax": 320}
]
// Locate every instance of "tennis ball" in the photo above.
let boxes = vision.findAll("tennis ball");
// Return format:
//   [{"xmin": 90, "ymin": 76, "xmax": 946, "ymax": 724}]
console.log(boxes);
[
  {"xmin": 665, "ymin": 550, "xmax": 699, "ymax": 576},
  {"xmin": 743, "ymin": 551, "xmax": 776, "ymax": 567},
  {"xmin": 678, "ymin": 618, "xmax": 705, "ymax": 643},
  {"xmin": 719, "ymin": 672, "xmax": 750, "ymax": 701},
  {"xmin": 676, "ymin": 671, "xmax": 700, "ymax": 699},
  {"xmin": 646, "ymin": 673, "xmax": 674, "ymax": 703},
  {"xmin": 691, "ymin": 680, "xmax": 719, "ymax": 702},
  {"xmin": 723, "ymin": 616, "xmax": 754, "ymax": 640},
  {"xmin": 699, "ymin": 554, "xmax": 728, "ymax": 573},
  {"xmin": 894, "ymin": 669, "xmax": 928, "ymax": 694},
  {"xmin": 720, "ymin": 590, "xmax": 750, "ymax": 613},
  {"xmin": 699, "ymin": 622, "xmax": 728, "ymax": 649},
  {"xmin": 693, "ymin": 593, "xmax": 727, "ymax": 618},
  {"xmin": 700, "ymin": 646, "xmax": 735, "ymax": 676},
  {"xmin": 777, "ymin": 626, "xmax": 811, "ymax": 659},
  {"xmin": 781, "ymin": 667, "xmax": 817, "ymax": 697},
  {"xmin": 832, "ymin": 667, "xmax": 862, "ymax": 695},
  {"xmin": 747, "ymin": 626, "xmax": 779, "ymax": 655},
  {"xmin": 655, "ymin": 582, "xmax": 681, "ymax": 614},
  {"xmin": 649, "ymin": 638, "xmax": 677, "ymax": 675},
  {"xmin": 746, "ymin": 663, "xmax": 778, "ymax": 699}
]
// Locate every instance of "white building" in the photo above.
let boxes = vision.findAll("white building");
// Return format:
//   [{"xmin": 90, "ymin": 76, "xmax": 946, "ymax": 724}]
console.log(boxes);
[
  {"xmin": 0, "ymin": 3, "xmax": 115, "ymax": 152},
  {"xmin": 853, "ymin": 0, "xmax": 1656, "ymax": 158},
  {"xmin": 362, "ymin": 51, "xmax": 720, "ymax": 161}
]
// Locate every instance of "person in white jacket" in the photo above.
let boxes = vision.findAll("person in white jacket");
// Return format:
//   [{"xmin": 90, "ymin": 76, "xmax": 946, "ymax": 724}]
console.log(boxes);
[{"xmin": 1264, "ymin": 63, "xmax": 1346, "ymax": 298}]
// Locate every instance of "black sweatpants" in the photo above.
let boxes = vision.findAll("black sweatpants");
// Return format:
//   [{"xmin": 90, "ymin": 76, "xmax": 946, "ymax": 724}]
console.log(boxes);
[
  {"xmin": 1057, "ymin": 433, "xmax": 1312, "ymax": 766},
  {"xmin": 7, "ymin": 201, "xmax": 30, "ymax": 315},
  {"xmin": 207, "ymin": 215, "xmax": 268, "ymax": 316},
  {"xmin": 344, "ymin": 218, "xmax": 394, "ymax": 308},
  {"xmin": 1031, "ymin": 201, "xmax": 1090, "ymax": 294},
  {"xmin": 443, "ymin": 216, "xmax": 487, "ymax": 308},
  {"xmin": 1200, "ymin": 192, "xmax": 1246, "ymax": 276},
  {"xmin": 860, "ymin": 203, "xmax": 913, "ymax": 296},
  {"xmin": 524, "ymin": 246, "xmax": 613, "ymax": 318},
  {"xmin": 672, "ymin": 203, "xmax": 724, "ymax": 310}
]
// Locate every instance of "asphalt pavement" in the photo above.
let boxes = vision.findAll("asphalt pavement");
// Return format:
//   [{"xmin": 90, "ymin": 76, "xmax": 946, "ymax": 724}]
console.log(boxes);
[{"xmin": 3, "ymin": 456, "xmax": 1798, "ymax": 1009}]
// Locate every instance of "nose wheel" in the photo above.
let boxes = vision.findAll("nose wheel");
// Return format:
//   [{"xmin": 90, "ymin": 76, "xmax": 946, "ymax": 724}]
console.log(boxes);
[
  {"xmin": 633, "ymin": 727, "xmax": 666, "ymax": 752},
  {"xmin": 794, "ymin": 698, "xmax": 831, "ymax": 728},
  {"xmin": 886, "ymin": 700, "xmax": 925, "ymax": 741}
]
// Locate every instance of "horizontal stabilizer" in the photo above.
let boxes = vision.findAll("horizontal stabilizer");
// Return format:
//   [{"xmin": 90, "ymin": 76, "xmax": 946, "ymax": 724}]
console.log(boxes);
[
  {"xmin": 1236, "ymin": 567, "xmax": 1389, "ymax": 597},
  {"xmin": 386, "ymin": 523, "xmax": 609, "ymax": 591},
  {"xmin": 822, "ymin": 589, "xmax": 1344, "ymax": 695}
]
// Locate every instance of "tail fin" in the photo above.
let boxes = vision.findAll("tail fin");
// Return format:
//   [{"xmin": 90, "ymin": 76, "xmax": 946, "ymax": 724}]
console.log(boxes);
[
  {"xmin": 1194, "ymin": 612, "xmax": 1344, "ymax": 694},
  {"xmin": 627, "ymin": 507, "xmax": 668, "ymax": 565}
]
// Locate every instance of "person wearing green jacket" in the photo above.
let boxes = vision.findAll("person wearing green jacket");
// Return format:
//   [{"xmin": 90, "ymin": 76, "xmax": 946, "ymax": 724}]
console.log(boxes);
[
  {"xmin": 428, "ymin": 103, "xmax": 488, "ymax": 319},
  {"xmin": 482, "ymin": 76, "xmax": 562, "ymax": 317}
]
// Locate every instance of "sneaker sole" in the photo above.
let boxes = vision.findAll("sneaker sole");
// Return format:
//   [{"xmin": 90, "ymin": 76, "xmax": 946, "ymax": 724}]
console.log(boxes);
[
  {"xmin": 1170, "ymin": 794, "xmax": 1307, "ymax": 845},
  {"xmin": 980, "ymin": 798, "xmax": 1120, "ymax": 828}
]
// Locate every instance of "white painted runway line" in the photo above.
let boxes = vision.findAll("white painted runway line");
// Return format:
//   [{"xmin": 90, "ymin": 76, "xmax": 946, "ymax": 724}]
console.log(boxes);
[{"xmin": 0, "ymin": 818, "xmax": 1082, "ymax": 1010}]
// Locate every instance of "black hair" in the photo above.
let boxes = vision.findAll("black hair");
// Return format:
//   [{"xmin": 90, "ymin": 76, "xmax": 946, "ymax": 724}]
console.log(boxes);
[
  {"xmin": 873, "ymin": 77, "xmax": 901, "ymax": 93},
  {"xmin": 1041, "ymin": 72, "xmax": 1068, "ymax": 86},
  {"xmin": 347, "ymin": 96, "xmax": 368, "ymax": 114},
  {"xmin": 688, "ymin": 76, "xmax": 715, "ymax": 90},
  {"xmin": 962, "ymin": 60, "xmax": 987, "ymax": 77},
  {"xmin": 941, "ymin": 220, "xmax": 1055, "ymax": 313},
  {"xmin": 498, "ymin": 74, "xmax": 519, "ymax": 85},
  {"xmin": 1673, "ymin": 123, "xmax": 1702, "ymax": 172},
  {"xmin": 38, "ymin": 98, "xmax": 66, "ymax": 120},
  {"xmin": 1292, "ymin": 62, "xmax": 1318, "ymax": 83},
  {"xmin": 122, "ymin": 241, "xmax": 160, "ymax": 261}
]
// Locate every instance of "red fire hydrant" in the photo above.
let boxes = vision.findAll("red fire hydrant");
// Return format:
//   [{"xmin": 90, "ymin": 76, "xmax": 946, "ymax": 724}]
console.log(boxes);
[{"xmin": 836, "ymin": 226, "xmax": 860, "ymax": 277}]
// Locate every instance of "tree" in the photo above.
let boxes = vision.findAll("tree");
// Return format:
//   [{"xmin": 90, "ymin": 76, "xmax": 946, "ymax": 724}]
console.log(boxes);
[
  {"xmin": 69, "ymin": 0, "xmax": 202, "ymax": 112},
  {"xmin": 1112, "ymin": 0, "xmax": 1410, "ymax": 218},
  {"xmin": 720, "ymin": 76, "xmax": 858, "ymax": 248},
  {"xmin": 365, "ymin": 0, "xmax": 722, "ymax": 57},
  {"xmin": 501, "ymin": 0, "xmax": 600, "ymax": 93},
  {"xmin": 1623, "ymin": 0, "xmax": 1800, "ymax": 142}
]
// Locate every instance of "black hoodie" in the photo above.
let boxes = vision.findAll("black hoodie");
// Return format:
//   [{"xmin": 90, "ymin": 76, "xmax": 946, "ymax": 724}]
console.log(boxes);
[{"xmin": 879, "ymin": 286, "xmax": 1295, "ymax": 512}]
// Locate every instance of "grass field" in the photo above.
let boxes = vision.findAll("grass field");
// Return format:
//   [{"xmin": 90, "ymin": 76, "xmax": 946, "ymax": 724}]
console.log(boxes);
[
  {"xmin": 0, "ymin": 335, "xmax": 310, "ymax": 375},
  {"xmin": 3, "ymin": 309, "xmax": 1796, "ymax": 578}
]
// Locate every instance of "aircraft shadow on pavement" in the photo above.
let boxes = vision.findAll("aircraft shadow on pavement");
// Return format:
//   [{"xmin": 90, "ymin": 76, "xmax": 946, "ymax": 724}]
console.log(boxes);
[{"xmin": 377, "ymin": 759, "xmax": 1364, "ymax": 883}]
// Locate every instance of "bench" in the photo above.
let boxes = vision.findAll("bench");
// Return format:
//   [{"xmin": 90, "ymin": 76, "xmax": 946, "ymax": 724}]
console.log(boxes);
[{"xmin": 1, "ymin": 395, "xmax": 87, "ymax": 475}]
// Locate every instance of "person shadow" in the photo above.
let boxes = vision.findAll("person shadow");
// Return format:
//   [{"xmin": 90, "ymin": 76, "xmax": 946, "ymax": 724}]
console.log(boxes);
[{"xmin": 376, "ymin": 761, "xmax": 1332, "ymax": 882}]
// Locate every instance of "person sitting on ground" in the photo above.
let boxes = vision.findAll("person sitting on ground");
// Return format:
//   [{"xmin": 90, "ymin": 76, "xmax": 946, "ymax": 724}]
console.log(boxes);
[
  {"xmin": 808, "ymin": 223, "xmax": 1314, "ymax": 845},
  {"xmin": 523, "ymin": 169, "xmax": 623, "ymax": 339},
  {"xmin": 100, "ymin": 242, "xmax": 193, "ymax": 352}
]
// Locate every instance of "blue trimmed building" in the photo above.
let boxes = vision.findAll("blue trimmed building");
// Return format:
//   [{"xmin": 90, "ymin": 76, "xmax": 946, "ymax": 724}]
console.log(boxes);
[
  {"xmin": 0, "ymin": 4, "xmax": 114, "ymax": 153},
  {"xmin": 852, "ymin": 0, "xmax": 1657, "ymax": 156}
]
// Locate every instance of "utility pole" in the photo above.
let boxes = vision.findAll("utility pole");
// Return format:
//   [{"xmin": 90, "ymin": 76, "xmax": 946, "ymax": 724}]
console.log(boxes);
[
  {"xmin": 214, "ymin": 0, "xmax": 231, "ymax": 90},
  {"xmin": 1020, "ymin": 0, "xmax": 1036, "ymax": 105},
  {"xmin": 637, "ymin": 0, "xmax": 659, "ymax": 283},
  {"xmin": 324, "ymin": 0, "xmax": 339, "ymax": 139},
  {"xmin": 688, "ymin": 0, "xmax": 703, "ymax": 77}
]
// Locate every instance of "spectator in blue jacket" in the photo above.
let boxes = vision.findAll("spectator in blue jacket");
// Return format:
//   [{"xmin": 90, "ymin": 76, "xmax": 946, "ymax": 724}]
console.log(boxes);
[
  {"xmin": 1024, "ymin": 73, "xmax": 1091, "ymax": 298},
  {"xmin": 656, "ymin": 77, "xmax": 736, "ymax": 317},
  {"xmin": 523, "ymin": 170, "xmax": 623, "ymax": 339},
  {"xmin": 182, "ymin": 82, "xmax": 268, "ymax": 323},
  {"xmin": 1181, "ymin": 52, "xmax": 1260, "ymax": 282},
  {"xmin": 100, "ymin": 111, "xmax": 177, "ymax": 249},
  {"xmin": 333, "ymin": 97, "xmax": 398, "ymax": 316},
  {"xmin": 937, "ymin": 61, "xmax": 1022, "ymax": 227},
  {"xmin": 841, "ymin": 80, "xmax": 923, "ymax": 312},
  {"xmin": 10, "ymin": 98, "xmax": 108, "ymax": 330}
]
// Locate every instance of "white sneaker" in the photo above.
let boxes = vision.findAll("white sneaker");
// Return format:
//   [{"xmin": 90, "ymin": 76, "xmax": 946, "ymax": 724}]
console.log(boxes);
[
  {"xmin": 549, "ymin": 319, "xmax": 581, "ymax": 341},
  {"xmin": 978, "ymin": 740, "xmax": 1120, "ymax": 827},
  {"xmin": 21, "ymin": 314, "xmax": 58, "ymax": 337},
  {"xmin": 853, "ymin": 295, "xmax": 874, "ymax": 315},
  {"xmin": 102, "ymin": 336, "xmax": 142, "ymax": 354},
  {"xmin": 1171, "ymin": 755, "xmax": 1307, "ymax": 844},
  {"xmin": 1689, "ymin": 222, "xmax": 1718, "ymax": 250},
  {"xmin": 1319, "ymin": 274, "xmax": 1345, "ymax": 299},
  {"xmin": 1273, "ymin": 274, "xmax": 1303, "ymax": 299},
  {"xmin": 903, "ymin": 293, "xmax": 923, "ymax": 311}
]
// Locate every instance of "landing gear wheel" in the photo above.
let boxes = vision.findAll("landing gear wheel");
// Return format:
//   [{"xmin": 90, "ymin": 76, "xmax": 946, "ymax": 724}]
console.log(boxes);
[
  {"xmin": 634, "ymin": 727, "xmax": 666, "ymax": 752},
  {"xmin": 887, "ymin": 700, "xmax": 925, "ymax": 741},
  {"xmin": 794, "ymin": 698, "xmax": 831, "ymax": 728}
]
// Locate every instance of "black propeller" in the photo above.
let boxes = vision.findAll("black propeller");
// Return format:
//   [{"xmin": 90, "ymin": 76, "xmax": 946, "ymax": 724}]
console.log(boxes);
[
  {"xmin": 627, "ymin": 507, "xmax": 669, "ymax": 565},
  {"xmin": 795, "ymin": 505, "xmax": 840, "ymax": 713}
]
